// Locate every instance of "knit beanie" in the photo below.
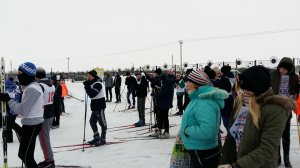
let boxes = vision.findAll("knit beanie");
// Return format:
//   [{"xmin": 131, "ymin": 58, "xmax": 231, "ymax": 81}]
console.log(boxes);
[
  {"xmin": 187, "ymin": 69, "xmax": 210, "ymax": 86},
  {"xmin": 155, "ymin": 68, "xmax": 162, "ymax": 75},
  {"xmin": 221, "ymin": 65, "xmax": 231, "ymax": 74},
  {"xmin": 88, "ymin": 70, "xmax": 97, "ymax": 78},
  {"xmin": 239, "ymin": 66, "xmax": 270, "ymax": 96},
  {"xmin": 18, "ymin": 62, "xmax": 36, "ymax": 76}
]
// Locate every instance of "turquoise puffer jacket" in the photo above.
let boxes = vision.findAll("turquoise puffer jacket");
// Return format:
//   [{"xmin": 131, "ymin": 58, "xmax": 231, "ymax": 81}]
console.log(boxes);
[{"xmin": 180, "ymin": 85, "xmax": 228, "ymax": 150}]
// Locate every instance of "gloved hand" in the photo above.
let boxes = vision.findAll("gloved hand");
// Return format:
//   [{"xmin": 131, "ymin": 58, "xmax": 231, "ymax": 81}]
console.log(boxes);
[
  {"xmin": 0, "ymin": 93, "xmax": 11, "ymax": 102},
  {"xmin": 83, "ymin": 80, "xmax": 90, "ymax": 86},
  {"xmin": 150, "ymin": 93, "xmax": 155, "ymax": 97},
  {"xmin": 218, "ymin": 164, "xmax": 232, "ymax": 168}
]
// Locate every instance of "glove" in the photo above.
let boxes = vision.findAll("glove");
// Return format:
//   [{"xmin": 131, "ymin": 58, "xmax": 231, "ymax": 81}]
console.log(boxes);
[
  {"xmin": 0, "ymin": 93, "xmax": 11, "ymax": 102},
  {"xmin": 83, "ymin": 80, "xmax": 90, "ymax": 86},
  {"xmin": 218, "ymin": 165, "xmax": 232, "ymax": 168},
  {"xmin": 150, "ymin": 93, "xmax": 155, "ymax": 97}
]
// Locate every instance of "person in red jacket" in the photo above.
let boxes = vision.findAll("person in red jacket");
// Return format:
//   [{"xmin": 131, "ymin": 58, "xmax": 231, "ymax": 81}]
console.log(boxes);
[{"xmin": 60, "ymin": 78, "xmax": 68, "ymax": 113}]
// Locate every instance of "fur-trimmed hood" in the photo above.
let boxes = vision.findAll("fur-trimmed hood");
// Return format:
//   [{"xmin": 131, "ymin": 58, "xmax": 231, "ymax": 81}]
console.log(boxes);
[
  {"xmin": 190, "ymin": 85, "xmax": 229, "ymax": 109},
  {"xmin": 257, "ymin": 88, "xmax": 296, "ymax": 110}
]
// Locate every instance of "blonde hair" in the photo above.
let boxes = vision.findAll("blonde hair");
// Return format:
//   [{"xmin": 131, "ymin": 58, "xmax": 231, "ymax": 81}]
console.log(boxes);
[{"xmin": 233, "ymin": 95, "xmax": 261, "ymax": 129}]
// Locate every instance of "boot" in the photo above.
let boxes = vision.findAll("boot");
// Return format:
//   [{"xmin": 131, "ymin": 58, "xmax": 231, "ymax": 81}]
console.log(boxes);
[{"xmin": 284, "ymin": 156, "xmax": 292, "ymax": 168}]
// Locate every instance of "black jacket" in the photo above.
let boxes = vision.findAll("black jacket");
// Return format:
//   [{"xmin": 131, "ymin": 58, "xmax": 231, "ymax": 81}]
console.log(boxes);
[
  {"xmin": 153, "ymin": 75, "xmax": 175, "ymax": 110},
  {"xmin": 136, "ymin": 76, "xmax": 148, "ymax": 98},
  {"xmin": 84, "ymin": 78, "xmax": 106, "ymax": 111},
  {"xmin": 114, "ymin": 75, "xmax": 122, "ymax": 88},
  {"xmin": 125, "ymin": 76, "xmax": 137, "ymax": 91},
  {"xmin": 53, "ymin": 81, "xmax": 62, "ymax": 114}
]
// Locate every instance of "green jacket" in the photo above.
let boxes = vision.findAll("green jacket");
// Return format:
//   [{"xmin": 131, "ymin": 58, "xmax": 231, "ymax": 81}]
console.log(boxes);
[
  {"xmin": 180, "ymin": 85, "xmax": 228, "ymax": 150},
  {"xmin": 220, "ymin": 89, "xmax": 295, "ymax": 168}
]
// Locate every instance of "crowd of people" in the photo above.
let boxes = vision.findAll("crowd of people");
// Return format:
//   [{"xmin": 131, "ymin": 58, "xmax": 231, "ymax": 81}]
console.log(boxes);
[{"xmin": 0, "ymin": 56, "xmax": 299, "ymax": 168}]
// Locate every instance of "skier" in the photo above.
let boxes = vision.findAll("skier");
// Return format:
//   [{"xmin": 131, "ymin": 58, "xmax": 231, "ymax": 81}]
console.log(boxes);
[
  {"xmin": 145, "ymin": 68, "xmax": 162, "ymax": 128},
  {"xmin": 150, "ymin": 72, "xmax": 175, "ymax": 138},
  {"xmin": 270, "ymin": 57, "xmax": 298, "ymax": 168},
  {"xmin": 125, "ymin": 72, "xmax": 137, "ymax": 109},
  {"xmin": 51, "ymin": 74, "xmax": 62, "ymax": 129},
  {"xmin": 0, "ymin": 62, "xmax": 44, "ymax": 168},
  {"xmin": 4, "ymin": 77, "xmax": 22, "ymax": 143},
  {"xmin": 220, "ymin": 66, "xmax": 294, "ymax": 168},
  {"xmin": 83, "ymin": 70, "xmax": 107, "ymax": 146},
  {"xmin": 103, "ymin": 73, "xmax": 113, "ymax": 102},
  {"xmin": 113, "ymin": 73, "xmax": 122, "ymax": 103},
  {"xmin": 36, "ymin": 67, "xmax": 56, "ymax": 168},
  {"xmin": 175, "ymin": 74, "xmax": 185, "ymax": 116},
  {"xmin": 60, "ymin": 78, "xmax": 68, "ymax": 113},
  {"xmin": 134, "ymin": 72, "xmax": 148, "ymax": 127}
]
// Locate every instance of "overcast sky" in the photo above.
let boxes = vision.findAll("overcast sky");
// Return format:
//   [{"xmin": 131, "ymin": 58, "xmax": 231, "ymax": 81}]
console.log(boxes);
[{"xmin": 1, "ymin": 0, "xmax": 300, "ymax": 72}]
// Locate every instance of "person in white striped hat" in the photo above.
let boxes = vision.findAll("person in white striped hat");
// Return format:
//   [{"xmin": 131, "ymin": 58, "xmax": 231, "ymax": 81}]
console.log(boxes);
[{"xmin": 179, "ymin": 69, "xmax": 228, "ymax": 168}]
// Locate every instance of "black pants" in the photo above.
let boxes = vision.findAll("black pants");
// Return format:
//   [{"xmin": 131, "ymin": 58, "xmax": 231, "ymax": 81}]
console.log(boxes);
[
  {"xmin": 90, "ymin": 109, "xmax": 107, "ymax": 139},
  {"xmin": 177, "ymin": 95, "xmax": 184, "ymax": 113},
  {"xmin": 19, "ymin": 123, "xmax": 42, "ymax": 168},
  {"xmin": 105, "ymin": 87, "xmax": 112, "ymax": 101},
  {"xmin": 52, "ymin": 101, "xmax": 61, "ymax": 126},
  {"xmin": 115, "ymin": 86, "xmax": 121, "ymax": 102},
  {"xmin": 157, "ymin": 108, "xmax": 169, "ymax": 132},
  {"xmin": 6, "ymin": 115, "xmax": 22, "ymax": 142},
  {"xmin": 187, "ymin": 146, "xmax": 221, "ymax": 168},
  {"xmin": 137, "ymin": 97, "xmax": 146, "ymax": 121},
  {"xmin": 183, "ymin": 91, "xmax": 190, "ymax": 110},
  {"xmin": 278, "ymin": 116, "xmax": 291, "ymax": 157},
  {"xmin": 61, "ymin": 97, "xmax": 65, "ymax": 112}
]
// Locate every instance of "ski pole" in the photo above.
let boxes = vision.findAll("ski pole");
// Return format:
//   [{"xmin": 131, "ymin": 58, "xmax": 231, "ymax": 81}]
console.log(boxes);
[
  {"xmin": 82, "ymin": 92, "xmax": 88, "ymax": 152},
  {"xmin": 67, "ymin": 94, "xmax": 84, "ymax": 102},
  {"xmin": 113, "ymin": 85, "xmax": 126, "ymax": 111}
]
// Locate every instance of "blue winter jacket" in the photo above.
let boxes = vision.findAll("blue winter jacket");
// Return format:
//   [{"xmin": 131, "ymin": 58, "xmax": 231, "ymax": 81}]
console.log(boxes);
[{"xmin": 180, "ymin": 85, "xmax": 228, "ymax": 150}]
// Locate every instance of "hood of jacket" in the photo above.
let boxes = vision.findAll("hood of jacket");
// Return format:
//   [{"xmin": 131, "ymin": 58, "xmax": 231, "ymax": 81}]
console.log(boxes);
[{"xmin": 190, "ymin": 85, "xmax": 229, "ymax": 109}]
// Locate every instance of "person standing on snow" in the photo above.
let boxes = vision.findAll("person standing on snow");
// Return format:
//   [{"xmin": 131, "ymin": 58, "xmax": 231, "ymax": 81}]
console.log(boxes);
[
  {"xmin": 175, "ymin": 74, "xmax": 185, "ymax": 116},
  {"xmin": 125, "ymin": 72, "xmax": 137, "ymax": 109},
  {"xmin": 0, "ymin": 62, "xmax": 44, "ymax": 168},
  {"xmin": 83, "ymin": 70, "xmax": 107, "ymax": 146},
  {"xmin": 220, "ymin": 66, "xmax": 294, "ymax": 168},
  {"xmin": 180, "ymin": 69, "xmax": 228, "ymax": 168},
  {"xmin": 134, "ymin": 72, "xmax": 148, "ymax": 127},
  {"xmin": 104, "ymin": 73, "xmax": 114, "ymax": 102},
  {"xmin": 113, "ymin": 73, "xmax": 122, "ymax": 103},
  {"xmin": 51, "ymin": 74, "xmax": 62, "ymax": 129},
  {"xmin": 60, "ymin": 78, "xmax": 68, "ymax": 113},
  {"xmin": 270, "ymin": 57, "xmax": 298, "ymax": 168},
  {"xmin": 36, "ymin": 67, "xmax": 56, "ymax": 168}
]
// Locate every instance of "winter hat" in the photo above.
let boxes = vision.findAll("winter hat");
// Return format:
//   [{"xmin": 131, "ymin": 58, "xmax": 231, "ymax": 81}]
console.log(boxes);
[
  {"xmin": 155, "ymin": 68, "xmax": 162, "ymax": 75},
  {"xmin": 36, "ymin": 67, "xmax": 46, "ymax": 79},
  {"xmin": 18, "ymin": 62, "xmax": 36, "ymax": 76},
  {"xmin": 239, "ymin": 66, "xmax": 270, "ymax": 96},
  {"xmin": 221, "ymin": 65, "xmax": 231, "ymax": 74},
  {"xmin": 213, "ymin": 67, "xmax": 221, "ymax": 74},
  {"xmin": 88, "ymin": 70, "xmax": 97, "ymax": 78},
  {"xmin": 126, "ymin": 72, "xmax": 130, "ymax": 76},
  {"xmin": 51, "ymin": 75, "xmax": 57, "ymax": 81},
  {"xmin": 187, "ymin": 69, "xmax": 210, "ymax": 86}
]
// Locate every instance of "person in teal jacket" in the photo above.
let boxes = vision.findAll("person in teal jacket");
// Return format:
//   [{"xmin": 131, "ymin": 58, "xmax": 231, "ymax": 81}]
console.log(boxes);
[{"xmin": 179, "ymin": 69, "xmax": 228, "ymax": 168}]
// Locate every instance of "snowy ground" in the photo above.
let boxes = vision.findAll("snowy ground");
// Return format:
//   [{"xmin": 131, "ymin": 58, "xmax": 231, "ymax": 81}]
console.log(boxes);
[{"xmin": 2, "ymin": 80, "xmax": 300, "ymax": 168}]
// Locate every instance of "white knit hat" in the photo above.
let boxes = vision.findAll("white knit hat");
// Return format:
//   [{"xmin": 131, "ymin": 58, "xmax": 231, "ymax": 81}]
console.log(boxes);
[{"xmin": 187, "ymin": 69, "xmax": 210, "ymax": 86}]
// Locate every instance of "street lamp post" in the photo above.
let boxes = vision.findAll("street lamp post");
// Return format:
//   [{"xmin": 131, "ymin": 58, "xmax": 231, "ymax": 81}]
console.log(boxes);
[
  {"xmin": 67, "ymin": 57, "xmax": 70, "ymax": 79},
  {"xmin": 179, "ymin": 40, "xmax": 183, "ymax": 75}
]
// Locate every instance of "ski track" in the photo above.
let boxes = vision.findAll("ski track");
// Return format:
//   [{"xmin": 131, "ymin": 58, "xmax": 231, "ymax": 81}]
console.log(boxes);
[{"xmin": 3, "ymin": 80, "xmax": 300, "ymax": 168}]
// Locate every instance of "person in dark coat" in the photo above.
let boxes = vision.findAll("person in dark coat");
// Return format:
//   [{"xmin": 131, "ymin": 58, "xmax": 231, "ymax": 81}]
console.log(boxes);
[
  {"xmin": 125, "ymin": 72, "xmax": 137, "ymax": 109},
  {"xmin": 134, "ymin": 72, "xmax": 148, "ymax": 127},
  {"xmin": 145, "ymin": 68, "xmax": 162, "ymax": 128},
  {"xmin": 214, "ymin": 65, "xmax": 235, "ymax": 130},
  {"xmin": 113, "ymin": 73, "xmax": 122, "ymax": 103},
  {"xmin": 270, "ymin": 57, "xmax": 298, "ymax": 168},
  {"xmin": 150, "ymin": 73, "xmax": 175, "ymax": 139},
  {"xmin": 51, "ymin": 74, "xmax": 62, "ymax": 129}
]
